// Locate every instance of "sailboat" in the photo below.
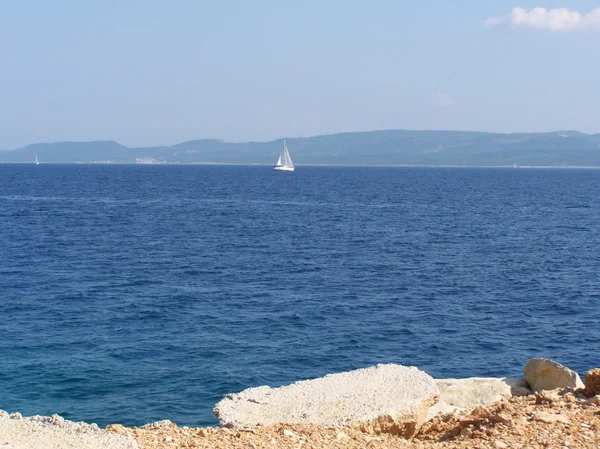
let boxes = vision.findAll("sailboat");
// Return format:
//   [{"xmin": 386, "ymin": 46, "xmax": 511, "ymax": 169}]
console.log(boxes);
[
  {"xmin": 273, "ymin": 140, "xmax": 294, "ymax": 171},
  {"xmin": 35, "ymin": 153, "xmax": 39, "ymax": 165}
]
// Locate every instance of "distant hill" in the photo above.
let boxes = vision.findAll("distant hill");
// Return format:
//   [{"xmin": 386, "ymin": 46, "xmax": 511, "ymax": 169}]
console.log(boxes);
[{"xmin": 2, "ymin": 130, "xmax": 600, "ymax": 166}]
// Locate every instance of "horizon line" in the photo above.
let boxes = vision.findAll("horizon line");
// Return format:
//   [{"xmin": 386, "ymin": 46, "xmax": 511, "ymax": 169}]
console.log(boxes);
[{"xmin": 3, "ymin": 161, "xmax": 600, "ymax": 169}]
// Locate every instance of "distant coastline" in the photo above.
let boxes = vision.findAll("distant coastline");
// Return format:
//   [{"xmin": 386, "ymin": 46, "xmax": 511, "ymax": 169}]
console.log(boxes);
[{"xmin": 2, "ymin": 129, "xmax": 600, "ymax": 167}]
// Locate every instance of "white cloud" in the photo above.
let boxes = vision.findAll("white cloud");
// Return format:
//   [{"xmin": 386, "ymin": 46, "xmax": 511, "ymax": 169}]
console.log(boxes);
[
  {"xmin": 484, "ymin": 7, "xmax": 600, "ymax": 31},
  {"xmin": 432, "ymin": 92, "xmax": 455, "ymax": 108}
]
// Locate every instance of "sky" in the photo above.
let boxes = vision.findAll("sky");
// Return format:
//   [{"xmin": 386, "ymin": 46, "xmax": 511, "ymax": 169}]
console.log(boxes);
[{"xmin": 1, "ymin": 1, "xmax": 600, "ymax": 149}]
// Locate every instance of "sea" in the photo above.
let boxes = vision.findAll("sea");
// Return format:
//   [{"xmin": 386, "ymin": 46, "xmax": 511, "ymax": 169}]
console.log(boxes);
[{"xmin": 1, "ymin": 164, "xmax": 599, "ymax": 428}]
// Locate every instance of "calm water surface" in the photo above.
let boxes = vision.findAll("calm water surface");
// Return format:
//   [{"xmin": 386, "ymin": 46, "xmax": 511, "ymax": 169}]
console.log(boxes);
[{"xmin": 1, "ymin": 165, "xmax": 599, "ymax": 427}]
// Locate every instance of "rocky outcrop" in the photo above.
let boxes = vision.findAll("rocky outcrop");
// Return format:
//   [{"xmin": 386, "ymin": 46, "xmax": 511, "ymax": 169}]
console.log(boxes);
[
  {"xmin": 427, "ymin": 377, "xmax": 532, "ymax": 420},
  {"xmin": 213, "ymin": 364, "xmax": 439, "ymax": 438},
  {"xmin": 0, "ymin": 410, "xmax": 138, "ymax": 449},
  {"xmin": 583, "ymin": 368, "xmax": 600, "ymax": 397},
  {"xmin": 523, "ymin": 358, "xmax": 584, "ymax": 392},
  {"xmin": 117, "ymin": 389, "xmax": 600, "ymax": 449}
]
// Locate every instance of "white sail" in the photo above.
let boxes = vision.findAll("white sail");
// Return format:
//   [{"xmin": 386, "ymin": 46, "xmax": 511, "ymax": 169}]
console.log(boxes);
[
  {"xmin": 35, "ymin": 153, "xmax": 39, "ymax": 165},
  {"xmin": 273, "ymin": 140, "xmax": 294, "ymax": 171},
  {"xmin": 283, "ymin": 146, "xmax": 294, "ymax": 168}
]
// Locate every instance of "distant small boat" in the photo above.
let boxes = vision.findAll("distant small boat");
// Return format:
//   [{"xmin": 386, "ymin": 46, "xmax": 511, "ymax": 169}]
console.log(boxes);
[
  {"xmin": 35, "ymin": 153, "xmax": 39, "ymax": 165},
  {"xmin": 273, "ymin": 140, "xmax": 294, "ymax": 171}
]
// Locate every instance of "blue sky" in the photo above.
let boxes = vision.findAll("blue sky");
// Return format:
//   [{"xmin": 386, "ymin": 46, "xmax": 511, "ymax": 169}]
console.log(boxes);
[{"xmin": 1, "ymin": 1, "xmax": 600, "ymax": 149}]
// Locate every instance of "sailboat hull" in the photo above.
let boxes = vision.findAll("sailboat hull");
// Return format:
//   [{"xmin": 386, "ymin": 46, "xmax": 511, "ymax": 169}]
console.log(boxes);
[{"xmin": 273, "ymin": 166, "xmax": 294, "ymax": 171}]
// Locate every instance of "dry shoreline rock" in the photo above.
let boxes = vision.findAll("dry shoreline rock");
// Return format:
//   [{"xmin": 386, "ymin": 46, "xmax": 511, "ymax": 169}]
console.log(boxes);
[
  {"xmin": 427, "ymin": 377, "xmax": 532, "ymax": 420},
  {"xmin": 108, "ymin": 389, "xmax": 600, "ymax": 449},
  {"xmin": 5, "ymin": 358, "xmax": 598, "ymax": 449},
  {"xmin": 0, "ymin": 410, "xmax": 138, "ymax": 449},
  {"xmin": 523, "ymin": 358, "xmax": 584, "ymax": 392},
  {"xmin": 213, "ymin": 363, "xmax": 439, "ymax": 438},
  {"xmin": 583, "ymin": 368, "xmax": 600, "ymax": 397}
]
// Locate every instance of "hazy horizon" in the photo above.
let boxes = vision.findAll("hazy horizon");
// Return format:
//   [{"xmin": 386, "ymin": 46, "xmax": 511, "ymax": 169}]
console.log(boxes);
[
  {"xmin": 2, "ymin": 1, "xmax": 600, "ymax": 149},
  {"xmin": 4, "ymin": 126, "xmax": 600, "ymax": 151}
]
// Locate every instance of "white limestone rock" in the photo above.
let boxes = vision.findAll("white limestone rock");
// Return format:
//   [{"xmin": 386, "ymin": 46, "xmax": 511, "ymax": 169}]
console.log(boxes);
[
  {"xmin": 214, "ymin": 364, "xmax": 439, "ymax": 438},
  {"xmin": 523, "ymin": 358, "xmax": 584, "ymax": 392},
  {"xmin": 0, "ymin": 410, "xmax": 138, "ymax": 449},
  {"xmin": 427, "ymin": 377, "xmax": 532, "ymax": 420}
]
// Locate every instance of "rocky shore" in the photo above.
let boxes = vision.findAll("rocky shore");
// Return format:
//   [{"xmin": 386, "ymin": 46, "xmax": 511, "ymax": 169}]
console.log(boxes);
[{"xmin": 2, "ymin": 358, "xmax": 599, "ymax": 449}]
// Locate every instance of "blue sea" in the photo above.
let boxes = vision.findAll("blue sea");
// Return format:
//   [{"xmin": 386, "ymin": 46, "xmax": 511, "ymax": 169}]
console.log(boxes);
[{"xmin": 1, "ymin": 164, "xmax": 599, "ymax": 428}]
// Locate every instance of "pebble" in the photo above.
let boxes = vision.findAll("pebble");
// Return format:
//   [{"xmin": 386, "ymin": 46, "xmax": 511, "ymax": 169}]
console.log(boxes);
[
  {"xmin": 283, "ymin": 429, "xmax": 297, "ymax": 439},
  {"xmin": 106, "ymin": 424, "xmax": 127, "ymax": 434},
  {"xmin": 461, "ymin": 427, "xmax": 473, "ymax": 438},
  {"xmin": 534, "ymin": 412, "xmax": 569, "ymax": 424},
  {"xmin": 336, "ymin": 431, "xmax": 350, "ymax": 440}
]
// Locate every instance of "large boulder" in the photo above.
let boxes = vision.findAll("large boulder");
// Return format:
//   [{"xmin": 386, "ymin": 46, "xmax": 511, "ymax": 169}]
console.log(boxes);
[
  {"xmin": 523, "ymin": 358, "xmax": 584, "ymax": 392},
  {"xmin": 427, "ymin": 377, "xmax": 531, "ymax": 420},
  {"xmin": 583, "ymin": 368, "xmax": 600, "ymax": 397},
  {"xmin": 213, "ymin": 364, "xmax": 439, "ymax": 438}
]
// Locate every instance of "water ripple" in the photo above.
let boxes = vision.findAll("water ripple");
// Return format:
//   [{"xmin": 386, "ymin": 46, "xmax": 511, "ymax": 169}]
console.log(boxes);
[{"xmin": 0, "ymin": 165, "xmax": 599, "ymax": 427}]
